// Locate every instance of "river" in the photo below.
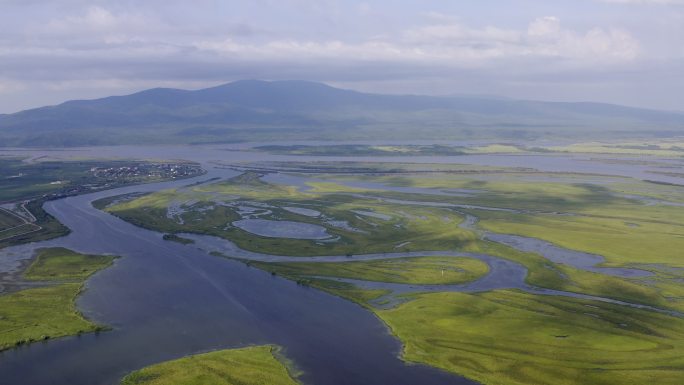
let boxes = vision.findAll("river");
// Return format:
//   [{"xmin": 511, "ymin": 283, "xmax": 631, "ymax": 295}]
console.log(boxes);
[{"xmin": 0, "ymin": 166, "xmax": 473, "ymax": 385}]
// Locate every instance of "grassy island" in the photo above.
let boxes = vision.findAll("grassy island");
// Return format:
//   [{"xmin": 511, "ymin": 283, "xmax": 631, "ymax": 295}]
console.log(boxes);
[
  {"xmin": 0, "ymin": 248, "xmax": 115, "ymax": 350},
  {"xmin": 120, "ymin": 345, "xmax": 299, "ymax": 385}
]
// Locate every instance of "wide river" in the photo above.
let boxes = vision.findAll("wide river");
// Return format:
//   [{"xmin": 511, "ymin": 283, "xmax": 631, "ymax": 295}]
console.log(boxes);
[{"xmin": 0, "ymin": 144, "xmax": 683, "ymax": 385}]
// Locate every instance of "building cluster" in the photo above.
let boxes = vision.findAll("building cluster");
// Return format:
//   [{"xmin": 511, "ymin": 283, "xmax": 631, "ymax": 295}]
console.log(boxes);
[
  {"xmin": 39, "ymin": 163, "xmax": 202, "ymax": 201},
  {"xmin": 90, "ymin": 163, "xmax": 202, "ymax": 180}
]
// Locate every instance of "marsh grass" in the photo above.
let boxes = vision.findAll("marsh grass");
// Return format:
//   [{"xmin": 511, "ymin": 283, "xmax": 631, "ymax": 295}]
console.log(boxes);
[
  {"xmin": 379, "ymin": 290, "xmax": 684, "ymax": 385},
  {"xmin": 0, "ymin": 248, "xmax": 115, "ymax": 350},
  {"xmin": 253, "ymin": 256, "xmax": 489, "ymax": 285},
  {"xmin": 120, "ymin": 345, "xmax": 300, "ymax": 385}
]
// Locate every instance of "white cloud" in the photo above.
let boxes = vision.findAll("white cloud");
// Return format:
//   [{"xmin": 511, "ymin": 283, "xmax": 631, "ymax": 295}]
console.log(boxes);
[
  {"xmin": 600, "ymin": 0, "xmax": 684, "ymax": 4},
  {"xmin": 0, "ymin": 3, "xmax": 642, "ymax": 80},
  {"xmin": 524, "ymin": 17, "xmax": 639, "ymax": 60},
  {"xmin": 528, "ymin": 16, "xmax": 561, "ymax": 37},
  {"xmin": 401, "ymin": 16, "xmax": 638, "ymax": 62},
  {"xmin": 0, "ymin": 2, "xmax": 674, "ymax": 112},
  {"xmin": 41, "ymin": 6, "xmax": 152, "ymax": 35},
  {"xmin": 0, "ymin": 79, "xmax": 26, "ymax": 94},
  {"xmin": 194, "ymin": 16, "xmax": 640, "ymax": 66},
  {"xmin": 358, "ymin": 3, "xmax": 372, "ymax": 15},
  {"xmin": 0, "ymin": 8, "xmax": 640, "ymax": 89}
]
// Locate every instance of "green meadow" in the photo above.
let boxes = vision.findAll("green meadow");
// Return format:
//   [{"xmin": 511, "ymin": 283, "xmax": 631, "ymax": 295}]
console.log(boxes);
[
  {"xmin": 25, "ymin": 247, "xmax": 116, "ymax": 280},
  {"xmin": 120, "ymin": 345, "xmax": 299, "ymax": 385},
  {"xmin": 380, "ymin": 290, "xmax": 684, "ymax": 385},
  {"xmin": 0, "ymin": 248, "xmax": 115, "ymax": 350},
  {"xmin": 253, "ymin": 256, "xmax": 488, "ymax": 285}
]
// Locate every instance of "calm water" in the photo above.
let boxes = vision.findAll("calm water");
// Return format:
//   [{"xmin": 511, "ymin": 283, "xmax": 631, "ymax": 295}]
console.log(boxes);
[{"xmin": 233, "ymin": 219, "xmax": 333, "ymax": 240}]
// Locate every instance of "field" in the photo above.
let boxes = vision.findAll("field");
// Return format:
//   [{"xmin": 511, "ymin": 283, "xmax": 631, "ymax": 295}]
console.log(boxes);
[
  {"xmin": 0, "ymin": 208, "xmax": 40, "ymax": 241},
  {"xmin": 0, "ymin": 248, "xmax": 115, "ymax": 350},
  {"xmin": 100, "ymin": 165, "xmax": 684, "ymax": 385},
  {"xmin": 0, "ymin": 200, "xmax": 70, "ymax": 250},
  {"xmin": 0, "ymin": 209, "xmax": 23, "ymax": 230},
  {"xmin": 120, "ymin": 345, "xmax": 299, "ymax": 385}
]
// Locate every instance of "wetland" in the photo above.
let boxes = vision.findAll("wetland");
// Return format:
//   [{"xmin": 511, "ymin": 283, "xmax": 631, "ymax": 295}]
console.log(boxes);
[{"xmin": 1, "ymin": 145, "xmax": 684, "ymax": 385}]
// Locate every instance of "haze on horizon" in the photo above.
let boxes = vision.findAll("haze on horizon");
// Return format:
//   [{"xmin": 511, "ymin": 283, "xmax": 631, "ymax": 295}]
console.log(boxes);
[{"xmin": 1, "ymin": 0, "xmax": 683, "ymax": 114}]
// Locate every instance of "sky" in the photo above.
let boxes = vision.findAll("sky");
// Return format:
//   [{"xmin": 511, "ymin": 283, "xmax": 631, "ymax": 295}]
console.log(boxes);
[{"xmin": 1, "ymin": 0, "xmax": 683, "ymax": 113}]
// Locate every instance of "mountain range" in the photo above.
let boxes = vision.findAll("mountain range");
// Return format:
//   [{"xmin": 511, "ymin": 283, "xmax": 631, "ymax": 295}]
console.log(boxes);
[{"xmin": 1, "ymin": 80, "xmax": 683, "ymax": 146}]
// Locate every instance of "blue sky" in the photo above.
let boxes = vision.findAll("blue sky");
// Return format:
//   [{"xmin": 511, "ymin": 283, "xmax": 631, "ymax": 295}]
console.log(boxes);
[{"xmin": 1, "ymin": 0, "xmax": 682, "ymax": 112}]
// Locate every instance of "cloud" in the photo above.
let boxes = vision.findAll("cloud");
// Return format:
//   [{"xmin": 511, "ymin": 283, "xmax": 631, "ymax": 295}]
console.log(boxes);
[
  {"xmin": 600, "ymin": 0, "xmax": 684, "ymax": 4},
  {"xmin": 0, "ymin": 1, "xmax": 678, "ymax": 113},
  {"xmin": 401, "ymin": 16, "xmax": 638, "ymax": 62},
  {"xmin": 3, "ymin": 7, "xmax": 639, "ymax": 74},
  {"xmin": 0, "ymin": 6, "xmax": 642, "ymax": 109},
  {"xmin": 191, "ymin": 16, "xmax": 639, "ymax": 66},
  {"xmin": 528, "ymin": 16, "xmax": 561, "ymax": 36}
]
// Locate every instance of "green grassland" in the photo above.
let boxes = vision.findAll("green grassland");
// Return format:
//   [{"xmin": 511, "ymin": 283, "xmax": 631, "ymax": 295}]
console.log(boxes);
[
  {"xmin": 252, "ymin": 256, "xmax": 489, "ymax": 285},
  {"xmin": 379, "ymin": 290, "xmax": 684, "ymax": 385},
  {"xmin": 0, "ymin": 248, "xmax": 115, "ymax": 350},
  {"xmin": 120, "ymin": 345, "xmax": 299, "ymax": 385},
  {"xmin": 473, "ymin": 208, "xmax": 684, "ymax": 311},
  {"xmin": 25, "ymin": 247, "xmax": 116, "ymax": 280},
  {"xmin": 476, "ymin": 208, "xmax": 684, "ymax": 267}
]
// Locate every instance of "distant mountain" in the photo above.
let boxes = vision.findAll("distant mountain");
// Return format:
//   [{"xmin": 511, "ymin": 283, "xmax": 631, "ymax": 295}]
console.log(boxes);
[{"xmin": 1, "ymin": 80, "xmax": 683, "ymax": 146}]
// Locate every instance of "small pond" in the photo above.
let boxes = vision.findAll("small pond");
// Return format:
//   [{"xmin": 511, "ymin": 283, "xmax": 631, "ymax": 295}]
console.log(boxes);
[
  {"xmin": 233, "ymin": 219, "xmax": 333, "ymax": 239},
  {"xmin": 283, "ymin": 206, "xmax": 321, "ymax": 217}
]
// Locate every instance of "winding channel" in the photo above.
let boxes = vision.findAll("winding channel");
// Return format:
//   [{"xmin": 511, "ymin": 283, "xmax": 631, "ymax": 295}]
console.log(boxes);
[
  {"xmin": 0, "ymin": 166, "xmax": 679, "ymax": 385},
  {"xmin": 0, "ymin": 168, "xmax": 474, "ymax": 385}
]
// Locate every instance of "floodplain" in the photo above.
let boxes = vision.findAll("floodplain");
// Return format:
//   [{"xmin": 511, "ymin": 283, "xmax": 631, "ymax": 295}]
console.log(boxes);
[{"xmin": 98, "ymin": 160, "xmax": 684, "ymax": 385}]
